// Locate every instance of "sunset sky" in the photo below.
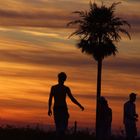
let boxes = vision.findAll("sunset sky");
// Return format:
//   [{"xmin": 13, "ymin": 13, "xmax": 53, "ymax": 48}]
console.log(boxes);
[{"xmin": 0, "ymin": 0, "xmax": 139, "ymax": 134}]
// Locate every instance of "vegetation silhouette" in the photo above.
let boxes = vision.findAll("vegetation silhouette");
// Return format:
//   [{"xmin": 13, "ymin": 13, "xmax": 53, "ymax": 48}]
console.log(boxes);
[
  {"xmin": 0, "ymin": 125, "xmax": 139, "ymax": 140},
  {"xmin": 124, "ymin": 93, "xmax": 138, "ymax": 140},
  {"xmin": 48, "ymin": 72, "xmax": 84, "ymax": 137},
  {"xmin": 67, "ymin": 2, "xmax": 131, "ymax": 139}
]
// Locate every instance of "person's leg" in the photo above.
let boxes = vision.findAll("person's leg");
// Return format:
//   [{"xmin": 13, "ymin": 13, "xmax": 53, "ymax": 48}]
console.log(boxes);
[
  {"xmin": 54, "ymin": 109, "xmax": 61, "ymax": 136},
  {"xmin": 125, "ymin": 124, "xmax": 130, "ymax": 140},
  {"xmin": 125, "ymin": 124, "xmax": 135, "ymax": 140}
]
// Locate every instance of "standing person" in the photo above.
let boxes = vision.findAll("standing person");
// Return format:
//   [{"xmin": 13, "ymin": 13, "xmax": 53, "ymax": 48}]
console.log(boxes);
[
  {"xmin": 124, "ymin": 93, "xmax": 138, "ymax": 140},
  {"xmin": 48, "ymin": 72, "xmax": 84, "ymax": 136},
  {"xmin": 98, "ymin": 97, "xmax": 112, "ymax": 140}
]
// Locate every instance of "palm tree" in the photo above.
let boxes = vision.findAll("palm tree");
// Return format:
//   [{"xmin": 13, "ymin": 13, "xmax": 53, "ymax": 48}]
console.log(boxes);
[{"xmin": 67, "ymin": 2, "xmax": 131, "ymax": 139}]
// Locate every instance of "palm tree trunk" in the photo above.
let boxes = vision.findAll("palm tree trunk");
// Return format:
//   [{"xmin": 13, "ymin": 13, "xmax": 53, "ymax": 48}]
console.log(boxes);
[{"xmin": 96, "ymin": 59, "xmax": 102, "ymax": 140}]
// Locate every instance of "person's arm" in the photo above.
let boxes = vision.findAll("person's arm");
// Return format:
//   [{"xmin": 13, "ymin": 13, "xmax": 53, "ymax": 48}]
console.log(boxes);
[
  {"xmin": 134, "ymin": 104, "xmax": 138, "ymax": 121},
  {"xmin": 124, "ymin": 103, "xmax": 131, "ymax": 119},
  {"xmin": 67, "ymin": 87, "xmax": 84, "ymax": 111},
  {"xmin": 109, "ymin": 108, "xmax": 112, "ymax": 124},
  {"xmin": 48, "ymin": 87, "xmax": 54, "ymax": 116},
  {"xmin": 124, "ymin": 103, "xmax": 135, "ymax": 120}
]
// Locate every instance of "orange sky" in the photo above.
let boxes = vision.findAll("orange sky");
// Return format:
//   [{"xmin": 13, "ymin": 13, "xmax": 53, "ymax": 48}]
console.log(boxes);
[{"xmin": 0, "ymin": 0, "xmax": 139, "ymax": 134}]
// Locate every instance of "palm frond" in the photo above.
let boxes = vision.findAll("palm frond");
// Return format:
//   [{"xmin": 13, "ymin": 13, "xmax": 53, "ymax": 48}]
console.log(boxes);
[
  {"xmin": 67, "ymin": 2, "xmax": 131, "ymax": 61},
  {"xmin": 109, "ymin": 2, "xmax": 121, "ymax": 12},
  {"xmin": 67, "ymin": 20, "xmax": 83, "ymax": 27},
  {"xmin": 77, "ymin": 38, "xmax": 118, "ymax": 61},
  {"xmin": 119, "ymin": 28, "xmax": 131, "ymax": 40}
]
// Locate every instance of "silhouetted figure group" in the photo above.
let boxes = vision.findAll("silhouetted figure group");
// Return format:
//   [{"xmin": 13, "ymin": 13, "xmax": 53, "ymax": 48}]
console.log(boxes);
[{"xmin": 48, "ymin": 72, "xmax": 138, "ymax": 140}]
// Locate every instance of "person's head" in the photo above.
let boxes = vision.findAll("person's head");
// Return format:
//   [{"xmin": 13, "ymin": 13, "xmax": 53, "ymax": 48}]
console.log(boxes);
[
  {"xmin": 58, "ymin": 72, "xmax": 67, "ymax": 84},
  {"xmin": 99, "ymin": 96, "xmax": 108, "ymax": 106},
  {"xmin": 129, "ymin": 92, "xmax": 137, "ymax": 102}
]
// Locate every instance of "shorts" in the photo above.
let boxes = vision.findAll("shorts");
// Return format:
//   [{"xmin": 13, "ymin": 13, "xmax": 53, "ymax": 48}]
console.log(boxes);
[{"xmin": 53, "ymin": 107, "xmax": 69, "ymax": 133}]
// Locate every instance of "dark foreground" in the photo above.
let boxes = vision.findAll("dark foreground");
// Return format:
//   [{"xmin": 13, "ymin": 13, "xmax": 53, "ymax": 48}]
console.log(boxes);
[{"xmin": 0, "ymin": 126, "xmax": 140, "ymax": 140}]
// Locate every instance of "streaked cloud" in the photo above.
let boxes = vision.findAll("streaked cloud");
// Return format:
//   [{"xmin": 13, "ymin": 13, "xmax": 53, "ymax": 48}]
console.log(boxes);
[{"xmin": 0, "ymin": 0, "xmax": 139, "ymax": 32}]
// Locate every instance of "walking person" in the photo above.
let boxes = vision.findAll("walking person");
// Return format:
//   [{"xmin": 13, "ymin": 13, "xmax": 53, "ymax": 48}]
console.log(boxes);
[
  {"xmin": 48, "ymin": 72, "xmax": 84, "ymax": 136},
  {"xmin": 124, "ymin": 93, "xmax": 138, "ymax": 140},
  {"xmin": 98, "ymin": 96, "xmax": 112, "ymax": 140}
]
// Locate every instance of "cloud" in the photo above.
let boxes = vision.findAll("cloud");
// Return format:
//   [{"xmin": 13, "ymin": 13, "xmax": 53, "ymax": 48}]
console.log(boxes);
[
  {"xmin": 0, "ymin": 47, "xmax": 139, "ymax": 78},
  {"xmin": 75, "ymin": 93, "xmax": 140, "ymax": 101},
  {"xmin": 0, "ymin": 48, "xmax": 94, "ymax": 71},
  {"xmin": 0, "ymin": 0, "xmax": 139, "ymax": 32},
  {"xmin": 0, "ymin": 9, "xmax": 70, "ymax": 28},
  {"xmin": 0, "ymin": 98, "xmax": 46, "ymax": 110},
  {"xmin": 0, "ymin": 27, "xmax": 139, "ymax": 77},
  {"xmin": 122, "ymin": 0, "xmax": 140, "ymax": 2},
  {"xmin": 104, "ymin": 57, "xmax": 140, "ymax": 75}
]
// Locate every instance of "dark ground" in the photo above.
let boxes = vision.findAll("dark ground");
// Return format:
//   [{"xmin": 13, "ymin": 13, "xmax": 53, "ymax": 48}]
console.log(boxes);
[{"xmin": 0, "ymin": 125, "xmax": 139, "ymax": 140}]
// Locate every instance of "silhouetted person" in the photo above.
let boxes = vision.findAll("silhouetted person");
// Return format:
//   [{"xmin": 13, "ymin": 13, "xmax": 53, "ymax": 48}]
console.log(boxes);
[
  {"xmin": 98, "ymin": 97, "xmax": 112, "ymax": 140},
  {"xmin": 124, "ymin": 93, "xmax": 138, "ymax": 140},
  {"xmin": 48, "ymin": 72, "xmax": 84, "ymax": 136}
]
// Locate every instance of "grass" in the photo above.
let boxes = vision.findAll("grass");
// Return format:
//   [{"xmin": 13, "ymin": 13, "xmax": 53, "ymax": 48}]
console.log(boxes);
[{"xmin": 0, "ymin": 125, "xmax": 139, "ymax": 140}]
